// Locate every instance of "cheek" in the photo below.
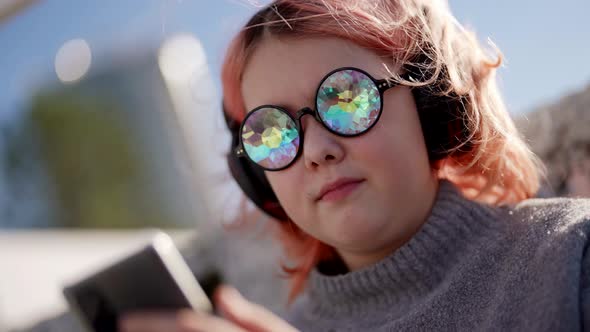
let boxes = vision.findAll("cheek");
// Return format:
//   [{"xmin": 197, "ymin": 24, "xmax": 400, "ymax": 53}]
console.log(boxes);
[
  {"xmin": 266, "ymin": 168, "xmax": 323, "ymax": 238},
  {"xmin": 348, "ymin": 137, "xmax": 411, "ymax": 188},
  {"xmin": 265, "ymin": 170, "xmax": 307, "ymax": 220},
  {"xmin": 348, "ymin": 100, "xmax": 430, "ymax": 184}
]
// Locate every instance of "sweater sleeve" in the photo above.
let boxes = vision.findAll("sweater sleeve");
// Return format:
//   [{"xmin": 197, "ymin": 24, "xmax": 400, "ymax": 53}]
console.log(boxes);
[
  {"xmin": 581, "ymin": 239, "xmax": 590, "ymax": 330},
  {"xmin": 583, "ymin": 282, "xmax": 590, "ymax": 329}
]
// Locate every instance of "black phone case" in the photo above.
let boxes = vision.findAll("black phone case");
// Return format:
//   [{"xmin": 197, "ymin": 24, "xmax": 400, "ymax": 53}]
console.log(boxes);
[{"xmin": 62, "ymin": 233, "xmax": 220, "ymax": 332}]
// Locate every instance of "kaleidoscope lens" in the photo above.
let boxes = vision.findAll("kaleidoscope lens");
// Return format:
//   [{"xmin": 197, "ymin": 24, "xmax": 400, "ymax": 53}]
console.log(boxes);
[
  {"xmin": 241, "ymin": 107, "xmax": 300, "ymax": 170},
  {"xmin": 316, "ymin": 69, "xmax": 381, "ymax": 135}
]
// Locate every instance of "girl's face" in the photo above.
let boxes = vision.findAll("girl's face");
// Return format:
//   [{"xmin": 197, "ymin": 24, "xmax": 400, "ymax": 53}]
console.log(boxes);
[{"xmin": 241, "ymin": 37, "xmax": 439, "ymax": 270}]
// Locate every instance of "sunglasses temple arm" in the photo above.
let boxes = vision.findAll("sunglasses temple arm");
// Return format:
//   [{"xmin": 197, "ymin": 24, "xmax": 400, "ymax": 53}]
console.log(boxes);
[
  {"xmin": 235, "ymin": 145, "xmax": 246, "ymax": 157},
  {"xmin": 375, "ymin": 78, "xmax": 398, "ymax": 94}
]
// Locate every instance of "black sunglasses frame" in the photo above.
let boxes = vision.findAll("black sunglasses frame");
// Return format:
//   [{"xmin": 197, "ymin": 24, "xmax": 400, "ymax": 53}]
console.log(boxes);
[{"xmin": 235, "ymin": 66, "xmax": 403, "ymax": 171}]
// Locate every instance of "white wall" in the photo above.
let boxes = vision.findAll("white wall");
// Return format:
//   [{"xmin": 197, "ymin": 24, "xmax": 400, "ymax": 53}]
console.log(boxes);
[{"xmin": 0, "ymin": 229, "xmax": 196, "ymax": 331}]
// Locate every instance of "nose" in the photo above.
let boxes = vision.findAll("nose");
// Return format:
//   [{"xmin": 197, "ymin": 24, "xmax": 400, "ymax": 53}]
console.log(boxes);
[{"xmin": 299, "ymin": 113, "xmax": 345, "ymax": 170}]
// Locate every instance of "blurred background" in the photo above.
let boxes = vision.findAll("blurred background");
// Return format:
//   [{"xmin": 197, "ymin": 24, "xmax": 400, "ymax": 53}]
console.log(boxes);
[{"xmin": 0, "ymin": 0, "xmax": 588, "ymax": 331}]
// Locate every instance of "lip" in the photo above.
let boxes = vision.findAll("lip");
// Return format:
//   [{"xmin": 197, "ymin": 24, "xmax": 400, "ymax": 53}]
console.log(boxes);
[{"xmin": 316, "ymin": 178, "xmax": 365, "ymax": 202}]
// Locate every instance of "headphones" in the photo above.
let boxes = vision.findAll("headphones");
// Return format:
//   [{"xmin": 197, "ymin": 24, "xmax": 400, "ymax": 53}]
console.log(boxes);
[
  {"xmin": 223, "ymin": 65, "xmax": 470, "ymax": 221},
  {"xmin": 224, "ymin": 109, "xmax": 290, "ymax": 220}
]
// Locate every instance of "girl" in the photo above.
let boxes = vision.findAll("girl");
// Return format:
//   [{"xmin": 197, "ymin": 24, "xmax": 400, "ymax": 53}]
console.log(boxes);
[{"xmin": 120, "ymin": 0, "xmax": 590, "ymax": 331}]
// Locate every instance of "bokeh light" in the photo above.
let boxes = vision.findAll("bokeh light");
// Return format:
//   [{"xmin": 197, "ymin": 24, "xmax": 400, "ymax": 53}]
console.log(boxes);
[
  {"xmin": 158, "ymin": 34, "xmax": 206, "ymax": 83},
  {"xmin": 54, "ymin": 38, "xmax": 92, "ymax": 83}
]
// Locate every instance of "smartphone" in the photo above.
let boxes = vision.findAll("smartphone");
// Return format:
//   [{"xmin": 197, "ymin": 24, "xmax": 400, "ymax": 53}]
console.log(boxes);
[{"xmin": 63, "ymin": 231, "xmax": 220, "ymax": 332}]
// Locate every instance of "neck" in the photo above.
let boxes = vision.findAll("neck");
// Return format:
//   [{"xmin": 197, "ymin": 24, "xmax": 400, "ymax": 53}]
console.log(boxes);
[{"xmin": 336, "ymin": 243, "xmax": 406, "ymax": 272}]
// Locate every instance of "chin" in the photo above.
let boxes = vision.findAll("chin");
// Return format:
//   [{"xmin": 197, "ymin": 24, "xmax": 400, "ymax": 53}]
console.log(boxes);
[{"xmin": 328, "ymin": 213, "xmax": 391, "ymax": 246}]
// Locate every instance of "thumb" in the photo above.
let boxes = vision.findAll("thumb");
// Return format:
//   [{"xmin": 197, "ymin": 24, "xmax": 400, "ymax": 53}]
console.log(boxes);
[{"xmin": 214, "ymin": 285, "xmax": 299, "ymax": 332}]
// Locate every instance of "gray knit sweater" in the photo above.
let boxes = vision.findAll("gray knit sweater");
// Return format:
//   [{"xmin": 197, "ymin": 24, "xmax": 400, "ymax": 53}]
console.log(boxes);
[{"xmin": 285, "ymin": 180, "xmax": 590, "ymax": 331}]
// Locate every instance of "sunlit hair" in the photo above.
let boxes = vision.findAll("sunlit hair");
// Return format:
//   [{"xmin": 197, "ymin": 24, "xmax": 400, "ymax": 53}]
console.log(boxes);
[{"xmin": 221, "ymin": 0, "xmax": 545, "ymax": 304}]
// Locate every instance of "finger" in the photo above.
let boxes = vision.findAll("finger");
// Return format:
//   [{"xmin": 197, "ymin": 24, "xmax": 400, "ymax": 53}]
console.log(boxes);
[
  {"xmin": 214, "ymin": 286, "xmax": 300, "ymax": 332},
  {"xmin": 175, "ymin": 309, "xmax": 249, "ymax": 332},
  {"xmin": 119, "ymin": 309, "xmax": 248, "ymax": 332},
  {"xmin": 118, "ymin": 311, "xmax": 179, "ymax": 332}
]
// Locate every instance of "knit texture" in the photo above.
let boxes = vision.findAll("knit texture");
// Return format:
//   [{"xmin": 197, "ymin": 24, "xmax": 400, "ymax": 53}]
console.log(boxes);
[{"xmin": 285, "ymin": 180, "xmax": 590, "ymax": 331}]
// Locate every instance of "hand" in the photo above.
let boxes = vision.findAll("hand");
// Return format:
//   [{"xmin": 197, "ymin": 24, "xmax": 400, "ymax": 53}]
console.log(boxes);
[{"xmin": 118, "ymin": 285, "xmax": 299, "ymax": 332}]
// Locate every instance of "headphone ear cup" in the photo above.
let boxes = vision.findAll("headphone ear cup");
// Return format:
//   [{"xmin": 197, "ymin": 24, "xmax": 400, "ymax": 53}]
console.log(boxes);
[
  {"xmin": 226, "ymin": 140, "xmax": 289, "ymax": 221},
  {"xmin": 224, "ymin": 107, "xmax": 288, "ymax": 221},
  {"xmin": 404, "ymin": 58, "xmax": 472, "ymax": 161},
  {"xmin": 412, "ymin": 86, "xmax": 471, "ymax": 161}
]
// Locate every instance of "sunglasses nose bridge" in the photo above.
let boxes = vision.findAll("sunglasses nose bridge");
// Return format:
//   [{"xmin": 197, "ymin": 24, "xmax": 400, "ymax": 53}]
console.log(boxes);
[
  {"xmin": 294, "ymin": 106, "xmax": 320, "ymax": 130},
  {"xmin": 294, "ymin": 106, "xmax": 315, "ymax": 121}
]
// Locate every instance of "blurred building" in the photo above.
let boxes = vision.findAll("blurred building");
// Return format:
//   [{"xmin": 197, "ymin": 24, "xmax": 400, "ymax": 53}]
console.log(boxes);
[{"xmin": 0, "ymin": 35, "xmax": 220, "ymax": 229}]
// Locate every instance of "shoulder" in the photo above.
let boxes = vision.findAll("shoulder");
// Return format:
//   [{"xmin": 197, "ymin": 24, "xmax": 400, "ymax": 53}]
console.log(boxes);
[
  {"xmin": 510, "ymin": 196, "xmax": 590, "ymax": 235},
  {"xmin": 498, "ymin": 196, "xmax": 590, "ymax": 262},
  {"xmin": 516, "ymin": 197, "xmax": 590, "ymax": 295}
]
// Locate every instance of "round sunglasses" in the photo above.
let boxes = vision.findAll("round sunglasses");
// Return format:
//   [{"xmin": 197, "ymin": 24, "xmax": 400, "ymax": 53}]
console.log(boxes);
[{"xmin": 235, "ymin": 67, "xmax": 404, "ymax": 171}]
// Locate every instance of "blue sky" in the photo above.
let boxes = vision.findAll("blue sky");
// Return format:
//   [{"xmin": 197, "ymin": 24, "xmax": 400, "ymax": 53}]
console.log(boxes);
[{"xmin": 1, "ymin": 0, "xmax": 589, "ymax": 122}]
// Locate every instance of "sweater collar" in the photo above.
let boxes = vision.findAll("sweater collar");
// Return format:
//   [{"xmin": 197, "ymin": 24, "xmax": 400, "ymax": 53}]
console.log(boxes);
[{"xmin": 305, "ymin": 180, "xmax": 504, "ymax": 318}]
